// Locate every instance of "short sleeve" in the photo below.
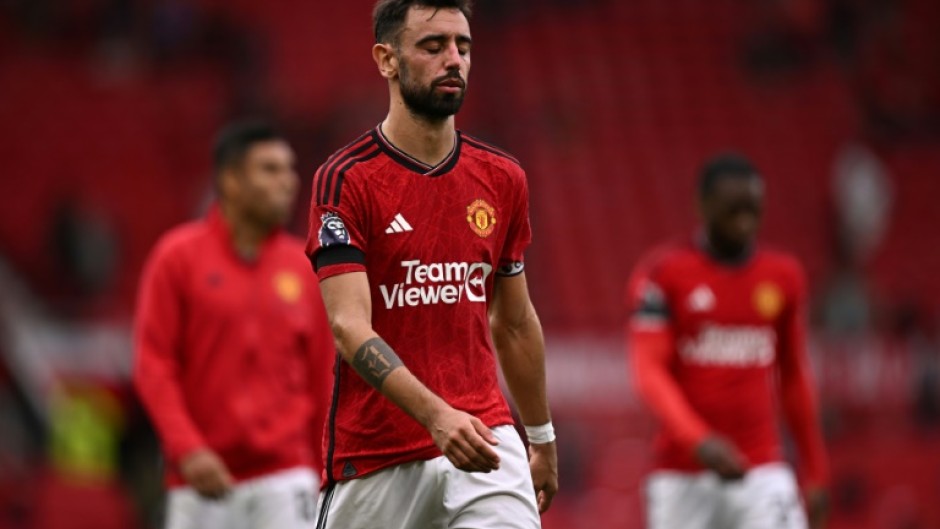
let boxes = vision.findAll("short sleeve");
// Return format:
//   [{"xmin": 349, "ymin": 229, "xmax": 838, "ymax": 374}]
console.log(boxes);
[
  {"xmin": 626, "ymin": 256, "xmax": 672, "ymax": 331},
  {"xmin": 306, "ymin": 163, "xmax": 370, "ymax": 280},
  {"xmin": 497, "ymin": 168, "xmax": 532, "ymax": 277}
]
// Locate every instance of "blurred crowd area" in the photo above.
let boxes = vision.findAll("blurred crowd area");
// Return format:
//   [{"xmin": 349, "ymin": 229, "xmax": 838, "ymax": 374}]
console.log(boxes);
[{"xmin": 1, "ymin": 0, "xmax": 940, "ymax": 528}]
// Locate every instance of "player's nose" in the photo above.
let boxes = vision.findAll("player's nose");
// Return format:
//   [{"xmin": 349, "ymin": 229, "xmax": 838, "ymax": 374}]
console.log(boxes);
[
  {"xmin": 277, "ymin": 168, "xmax": 299, "ymax": 195},
  {"xmin": 731, "ymin": 212, "xmax": 758, "ymax": 237},
  {"xmin": 442, "ymin": 42, "xmax": 461, "ymax": 68}
]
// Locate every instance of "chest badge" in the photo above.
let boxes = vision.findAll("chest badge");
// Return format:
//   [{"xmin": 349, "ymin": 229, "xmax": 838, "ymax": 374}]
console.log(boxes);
[
  {"xmin": 688, "ymin": 284, "xmax": 716, "ymax": 313},
  {"xmin": 466, "ymin": 199, "xmax": 497, "ymax": 238},
  {"xmin": 754, "ymin": 282, "xmax": 784, "ymax": 320},
  {"xmin": 274, "ymin": 271, "xmax": 303, "ymax": 304}
]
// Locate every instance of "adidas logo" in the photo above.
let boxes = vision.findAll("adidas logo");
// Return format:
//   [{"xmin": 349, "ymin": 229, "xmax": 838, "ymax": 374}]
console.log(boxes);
[{"xmin": 385, "ymin": 213, "xmax": 413, "ymax": 234}]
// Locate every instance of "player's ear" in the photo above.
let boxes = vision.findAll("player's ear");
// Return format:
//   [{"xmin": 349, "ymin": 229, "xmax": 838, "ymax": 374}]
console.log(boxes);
[
  {"xmin": 218, "ymin": 167, "xmax": 240, "ymax": 202},
  {"xmin": 373, "ymin": 43, "xmax": 398, "ymax": 80}
]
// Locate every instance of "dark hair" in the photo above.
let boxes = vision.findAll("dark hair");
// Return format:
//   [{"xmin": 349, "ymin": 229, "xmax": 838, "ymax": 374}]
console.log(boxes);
[
  {"xmin": 212, "ymin": 120, "xmax": 284, "ymax": 175},
  {"xmin": 698, "ymin": 153, "xmax": 761, "ymax": 199},
  {"xmin": 373, "ymin": 0, "xmax": 473, "ymax": 44}
]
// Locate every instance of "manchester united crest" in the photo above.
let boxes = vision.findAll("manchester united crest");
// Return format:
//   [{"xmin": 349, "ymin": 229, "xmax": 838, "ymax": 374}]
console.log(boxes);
[
  {"xmin": 753, "ymin": 282, "xmax": 784, "ymax": 320},
  {"xmin": 274, "ymin": 271, "xmax": 302, "ymax": 304},
  {"xmin": 466, "ymin": 199, "xmax": 497, "ymax": 238}
]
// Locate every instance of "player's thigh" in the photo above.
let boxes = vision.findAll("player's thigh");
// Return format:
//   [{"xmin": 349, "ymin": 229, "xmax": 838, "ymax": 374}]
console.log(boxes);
[
  {"xmin": 731, "ymin": 464, "xmax": 807, "ymax": 529},
  {"xmin": 645, "ymin": 471, "xmax": 722, "ymax": 529},
  {"xmin": 164, "ymin": 487, "xmax": 245, "ymax": 529},
  {"xmin": 247, "ymin": 467, "xmax": 320, "ymax": 529},
  {"xmin": 316, "ymin": 460, "xmax": 446, "ymax": 529},
  {"xmin": 443, "ymin": 425, "xmax": 541, "ymax": 529}
]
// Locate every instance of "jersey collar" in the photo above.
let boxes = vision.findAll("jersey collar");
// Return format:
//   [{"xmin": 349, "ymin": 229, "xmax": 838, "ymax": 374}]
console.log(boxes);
[
  {"xmin": 373, "ymin": 125, "xmax": 461, "ymax": 177},
  {"xmin": 695, "ymin": 231, "xmax": 756, "ymax": 267},
  {"xmin": 207, "ymin": 203, "xmax": 282, "ymax": 264}
]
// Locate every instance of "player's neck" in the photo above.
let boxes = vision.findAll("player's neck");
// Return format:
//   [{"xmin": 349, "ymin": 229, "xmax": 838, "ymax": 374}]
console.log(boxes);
[
  {"xmin": 381, "ymin": 106, "xmax": 456, "ymax": 167},
  {"xmin": 219, "ymin": 203, "xmax": 270, "ymax": 261},
  {"xmin": 701, "ymin": 232, "xmax": 754, "ymax": 265}
]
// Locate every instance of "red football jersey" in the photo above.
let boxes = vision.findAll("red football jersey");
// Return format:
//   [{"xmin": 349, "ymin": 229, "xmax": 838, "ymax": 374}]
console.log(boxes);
[
  {"xmin": 626, "ymin": 241, "xmax": 828, "ymax": 486},
  {"xmin": 305, "ymin": 127, "xmax": 531, "ymax": 482},
  {"xmin": 134, "ymin": 207, "xmax": 335, "ymax": 487}
]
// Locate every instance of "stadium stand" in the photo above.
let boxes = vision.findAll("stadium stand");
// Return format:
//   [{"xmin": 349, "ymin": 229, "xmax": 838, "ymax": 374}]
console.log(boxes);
[{"xmin": 1, "ymin": 0, "xmax": 939, "ymax": 527}]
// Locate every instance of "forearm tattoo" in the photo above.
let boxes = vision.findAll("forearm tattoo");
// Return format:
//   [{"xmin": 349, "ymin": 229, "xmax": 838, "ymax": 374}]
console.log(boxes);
[{"xmin": 352, "ymin": 337, "xmax": 404, "ymax": 389}]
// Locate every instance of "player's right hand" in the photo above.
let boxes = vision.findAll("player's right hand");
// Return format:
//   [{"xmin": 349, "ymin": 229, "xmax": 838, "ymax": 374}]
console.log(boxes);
[
  {"xmin": 528, "ymin": 441, "xmax": 559, "ymax": 513},
  {"xmin": 179, "ymin": 448, "xmax": 234, "ymax": 499},
  {"xmin": 695, "ymin": 435, "xmax": 748, "ymax": 481},
  {"xmin": 429, "ymin": 407, "xmax": 501, "ymax": 473},
  {"xmin": 805, "ymin": 486, "xmax": 829, "ymax": 529}
]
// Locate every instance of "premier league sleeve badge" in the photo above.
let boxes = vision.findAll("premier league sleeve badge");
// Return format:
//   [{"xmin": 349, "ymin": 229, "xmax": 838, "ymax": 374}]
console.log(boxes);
[{"xmin": 319, "ymin": 212, "xmax": 350, "ymax": 247}]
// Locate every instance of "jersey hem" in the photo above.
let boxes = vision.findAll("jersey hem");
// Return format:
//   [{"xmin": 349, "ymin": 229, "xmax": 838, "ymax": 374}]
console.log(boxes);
[
  {"xmin": 329, "ymin": 419, "xmax": 515, "ymax": 483},
  {"xmin": 165, "ymin": 456, "xmax": 315, "ymax": 489}
]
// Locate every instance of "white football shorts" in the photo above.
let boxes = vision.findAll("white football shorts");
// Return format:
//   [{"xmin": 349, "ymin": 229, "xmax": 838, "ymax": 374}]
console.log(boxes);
[
  {"xmin": 646, "ymin": 462, "xmax": 807, "ymax": 529},
  {"xmin": 315, "ymin": 425, "xmax": 541, "ymax": 529},
  {"xmin": 165, "ymin": 466, "xmax": 320, "ymax": 529}
]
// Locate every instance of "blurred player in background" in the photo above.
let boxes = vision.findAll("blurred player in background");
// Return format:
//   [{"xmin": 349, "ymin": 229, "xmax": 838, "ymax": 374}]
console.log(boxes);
[
  {"xmin": 305, "ymin": 1, "xmax": 558, "ymax": 528},
  {"xmin": 626, "ymin": 154, "xmax": 829, "ymax": 529},
  {"xmin": 134, "ymin": 122, "xmax": 334, "ymax": 529}
]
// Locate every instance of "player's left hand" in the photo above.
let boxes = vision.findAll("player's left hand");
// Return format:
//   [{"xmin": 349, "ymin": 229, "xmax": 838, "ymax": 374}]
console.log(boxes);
[
  {"xmin": 805, "ymin": 486, "xmax": 829, "ymax": 529},
  {"xmin": 528, "ymin": 441, "xmax": 558, "ymax": 513}
]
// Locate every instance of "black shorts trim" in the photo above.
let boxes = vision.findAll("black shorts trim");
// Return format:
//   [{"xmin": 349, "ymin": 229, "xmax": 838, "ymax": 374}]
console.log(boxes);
[{"xmin": 315, "ymin": 482, "xmax": 338, "ymax": 529}]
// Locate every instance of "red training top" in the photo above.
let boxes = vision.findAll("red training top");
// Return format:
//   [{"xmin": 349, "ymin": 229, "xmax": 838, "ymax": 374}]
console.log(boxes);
[
  {"xmin": 134, "ymin": 206, "xmax": 335, "ymax": 487},
  {"xmin": 626, "ymin": 240, "xmax": 828, "ymax": 488},
  {"xmin": 306, "ymin": 126, "xmax": 531, "ymax": 483}
]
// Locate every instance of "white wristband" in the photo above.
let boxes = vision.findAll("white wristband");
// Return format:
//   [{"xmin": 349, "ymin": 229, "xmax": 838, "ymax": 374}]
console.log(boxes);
[{"xmin": 524, "ymin": 422, "xmax": 556, "ymax": 444}]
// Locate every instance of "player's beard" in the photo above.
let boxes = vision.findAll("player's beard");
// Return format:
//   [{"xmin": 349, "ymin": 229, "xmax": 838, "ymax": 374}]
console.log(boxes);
[
  {"xmin": 399, "ymin": 60, "xmax": 466, "ymax": 122},
  {"xmin": 242, "ymin": 191, "xmax": 293, "ymax": 233}
]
